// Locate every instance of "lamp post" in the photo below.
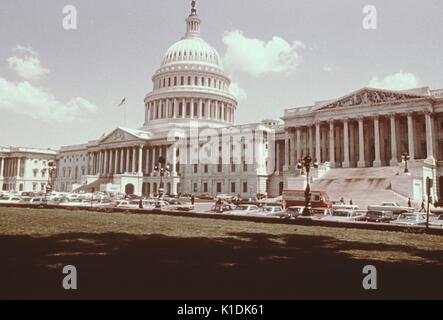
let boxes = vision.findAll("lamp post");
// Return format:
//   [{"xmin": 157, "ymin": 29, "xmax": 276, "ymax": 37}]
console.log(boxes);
[
  {"xmin": 45, "ymin": 160, "xmax": 57, "ymax": 203},
  {"xmin": 154, "ymin": 156, "xmax": 171, "ymax": 205},
  {"xmin": 402, "ymin": 152, "xmax": 410, "ymax": 173},
  {"xmin": 297, "ymin": 155, "xmax": 319, "ymax": 216}
]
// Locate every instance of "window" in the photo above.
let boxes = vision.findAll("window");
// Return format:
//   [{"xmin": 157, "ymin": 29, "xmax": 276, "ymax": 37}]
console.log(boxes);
[
  {"xmin": 194, "ymin": 164, "xmax": 198, "ymax": 173},
  {"xmin": 186, "ymin": 103, "xmax": 191, "ymax": 117},
  {"xmin": 243, "ymin": 182, "xmax": 248, "ymax": 193},
  {"xmin": 203, "ymin": 183, "xmax": 208, "ymax": 193},
  {"xmin": 204, "ymin": 164, "xmax": 208, "ymax": 173},
  {"xmin": 181, "ymin": 77, "xmax": 184, "ymax": 85},
  {"xmin": 216, "ymin": 182, "xmax": 222, "ymax": 193},
  {"xmin": 41, "ymin": 183, "xmax": 45, "ymax": 191},
  {"xmin": 33, "ymin": 183, "xmax": 37, "ymax": 191},
  {"xmin": 193, "ymin": 183, "xmax": 198, "ymax": 193},
  {"xmin": 188, "ymin": 76, "xmax": 191, "ymax": 85},
  {"xmin": 174, "ymin": 77, "xmax": 177, "ymax": 86},
  {"xmin": 231, "ymin": 182, "xmax": 236, "ymax": 193}
]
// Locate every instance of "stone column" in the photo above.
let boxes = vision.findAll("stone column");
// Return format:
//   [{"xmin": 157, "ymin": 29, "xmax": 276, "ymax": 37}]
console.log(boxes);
[
  {"xmin": 0, "ymin": 157, "xmax": 4, "ymax": 177},
  {"xmin": 425, "ymin": 111, "xmax": 435, "ymax": 160},
  {"xmin": 198, "ymin": 98, "xmax": 203, "ymax": 119},
  {"xmin": 315, "ymin": 122, "xmax": 321, "ymax": 163},
  {"xmin": 373, "ymin": 116, "xmax": 382, "ymax": 167},
  {"xmin": 329, "ymin": 121, "xmax": 335, "ymax": 168},
  {"xmin": 173, "ymin": 98, "xmax": 178, "ymax": 119},
  {"xmin": 132, "ymin": 148, "xmax": 136, "ymax": 173},
  {"xmin": 171, "ymin": 144, "xmax": 177, "ymax": 176},
  {"xmin": 125, "ymin": 148, "xmax": 130, "ymax": 173},
  {"xmin": 98, "ymin": 150, "xmax": 104, "ymax": 176},
  {"xmin": 290, "ymin": 130, "xmax": 296, "ymax": 167},
  {"xmin": 284, "ymin": 131, "xmax": 289, "ymax": 171},
  {"xmin": 390, "ymin": 114, "xmax": 398, "ymax": 166},
  {"xmin": 407, "ymin": 112, "xmax": 415, "ymax": 160},
  {"xmin": 191, "ymin": 98, "xmax": 195, "ymax": 118},
  {"xmin": 138, "ymin": 146, "xmax": 143, "ymax": 175},
  {"xmin": 16, "ymin": 158, "xmax": 21, "ymax": 178},
  {"xmin": 182, "ymin": 98, "xmax": 186, "ymax": 118},
  {"xmin": 151, "ymin": 147, "xmax": 156, "ymax": 174},
  {"xmin": 207, "ymin": 99, "xmax": 211, "ymax": 119},
  {"xmin": 308, "ymin": 126, "xmax": 314, "ymax": 158},
  {"xmin": 296, "ymin": 128, "xmax": 302, "ymax": 162},
  {"xmin": 145, "ymin": 147, "xmax": 150, "ymax": 175},
  {"xmin": 357, "ymin": 117, "xmax": 366, "ymax": 168},
  {"xmin": 118, "ymin": 149, "xmax": 123, "ymax": 174},
  {"xmin": 113, "ymin": 149, "xmax": 118, "ymax": 174},
  {"xmin": 342, "ymin": 119, "xmax": 350, "ymax": 168}
]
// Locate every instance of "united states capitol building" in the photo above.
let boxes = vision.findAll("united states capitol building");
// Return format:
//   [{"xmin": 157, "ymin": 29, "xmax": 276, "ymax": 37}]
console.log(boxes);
[{"xmin": 2, "ymin": 3, "xmax": 443, "ymax": 205}]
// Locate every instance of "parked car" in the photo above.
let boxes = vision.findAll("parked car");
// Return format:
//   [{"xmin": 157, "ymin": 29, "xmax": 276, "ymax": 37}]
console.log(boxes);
[
  {"xmin": 59, "ymin": 199, "xmax": 91, "ymax": 208},
  {"xmin": 116, "ymin": 200, "xmax": 141, "ymax": 209},
  {"xmin": 332, "ymin": 204, "xmax": 359, "ymax": 210},
  {"xmin": 321, "ymin": 210, "xmax": 364, "ymax": 222},
  {"xmin": 210, "ymin": 204, "xmax": 235, "ymax": 213},
  {"xmin": 166, "ymin": 198, "xmax": 195, "ymax": 211},
  {"xmin": 359, "ymin": 210, "xmax": 396, "ymax": 223},
  {"xmin": 272, "ymin": 206, "xmax": 304, "ymax": 219},
  {"xmin": 367, "ymin": 202, "xmax": 414, "ymax": 214},
  {"xmin": 216, "ymin": 194, "xmax": 233, "ymax": 202},
  {"xmin": 259, "ymin": 206, "xmax": 285, "ymax": 217},
  {"xmin": 230, "ymin": 204, "xmax": 261, "ymax": 215},
  {"xmin": 19, "ymin": 197, "xmax": 45, "ymax": 205},
  {"xmin": 311, "ymin": 207, "xmax": 335, "ymax": 216},
  {"xmin": 430, "ymin": 215, "xmax": 443, "ymax": 228},
  {"xmin": 391, "ymin": 213, "xmax": 427, "ymax": 226},
  {"xmin": 0, "ymin": 196, "xmax": 22, "ymax": 204}
]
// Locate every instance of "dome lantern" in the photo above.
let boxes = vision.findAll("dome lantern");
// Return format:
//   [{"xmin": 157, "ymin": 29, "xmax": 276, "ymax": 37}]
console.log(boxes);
[{"xmin": 185, "ymin": 0, "xmax": 201, "ymax": 38}]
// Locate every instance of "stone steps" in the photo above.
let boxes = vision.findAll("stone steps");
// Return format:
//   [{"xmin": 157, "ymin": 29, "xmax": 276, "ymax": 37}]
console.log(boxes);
[{"xmin": 311, "ymin": 166, "xmax": 409, "ymax": 209}]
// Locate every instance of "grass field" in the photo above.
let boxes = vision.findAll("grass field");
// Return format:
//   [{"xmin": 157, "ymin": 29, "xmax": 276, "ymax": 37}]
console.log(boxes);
[{"xmin": 0, "ymin": 207, "xmax": 442, "ymax": 299}]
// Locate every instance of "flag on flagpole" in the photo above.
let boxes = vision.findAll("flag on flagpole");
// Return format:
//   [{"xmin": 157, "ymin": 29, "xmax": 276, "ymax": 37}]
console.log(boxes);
[{"xmin": 117, "ymin": 97, "xmax": 126, "ymax": 107}]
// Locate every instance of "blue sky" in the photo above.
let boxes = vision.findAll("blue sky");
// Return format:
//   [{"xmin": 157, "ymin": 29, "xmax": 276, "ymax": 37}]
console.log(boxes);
[{"xmin": 0, "ymin": 0, "xmax": 442, "ymax": 148}]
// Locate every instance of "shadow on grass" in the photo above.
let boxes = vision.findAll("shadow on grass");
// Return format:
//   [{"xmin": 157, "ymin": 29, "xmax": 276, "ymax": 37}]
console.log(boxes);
[{"xmin": 0, "ymin": 231, "xmax": 442, "ymax": 299}]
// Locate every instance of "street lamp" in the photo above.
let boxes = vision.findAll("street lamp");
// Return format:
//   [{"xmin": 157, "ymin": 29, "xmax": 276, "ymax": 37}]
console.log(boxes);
[
  {"xmin": 297, "ymin": 155, "xmax": 319, "ymax": 216},
  {"xmin": 154, "ymin": 156, "xmax": 171, "ymax": 202},
  {"xmin": 45, "ymin": 160, "xmax": 57, "ymax": 203},
  {"xmin": 402, "ymin": 152, "xmax": 410, "ymax": 173}
]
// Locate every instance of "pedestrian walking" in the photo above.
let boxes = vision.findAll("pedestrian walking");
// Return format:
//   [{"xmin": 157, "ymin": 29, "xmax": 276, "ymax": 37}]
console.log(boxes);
[
  {"xmin": 419, "ymin": 200, "xmax": 426, "ymax": 213},
  {"xmin": 191, "ymin": 195, "xmax": 195, "ymax": 205},
  {"xmin": 408, "ymin": 198, "xmax": 412, "ymax": 208}
]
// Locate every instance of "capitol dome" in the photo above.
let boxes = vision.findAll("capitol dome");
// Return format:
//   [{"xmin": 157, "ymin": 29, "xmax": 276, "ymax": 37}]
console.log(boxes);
[
  {"xmin": 143, "ymin": 0, "xmax": 238, "ymax": 131},
  {"xmin": 161, "ymin": 37, "xmax": 223, "ymax": 69}
]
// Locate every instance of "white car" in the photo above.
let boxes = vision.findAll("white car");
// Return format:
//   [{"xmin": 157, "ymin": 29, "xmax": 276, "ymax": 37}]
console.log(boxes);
[
  {"xmin": 321, "ymin": 210, "xmax": 364, "ymax": 222},
  {"xmin": 332, "ymin": 204, "xmax": 359, "ymax": 210},
  {"xmin": 430, "ymin": 215, "xmax": 443, "ymax": 228},
  {"xmin": 368, "ymin": 202, "xmax": 414, "ymax": 214},
  {"xmin": 20, "ymin": 197, "xmax": 45, "ymax": 205},
  {"xmin": 259, "ymin": 206, "xmax": 285, "ymax": 217},
  {"xmin": 0, "ymin": 196, "xmax": 22, "ymax": 204},
  {"xmin": 165, "ymin": 199, "xmax": 195, "ymax": 211},
  {"xmin": 391, "ymin": 213, "xmax": 427, "ymax": 226},
  {"xmin": 116, "ymin": 200, "xmax": 141, "ymax": 209},
  {"xmin": 59, "ymin": 199, "xmax": 91, "ymax": 208},
  {"xmin": 230, "ymin": 205, "xmax": 261, "ymax": 215},
  {"xmin": 216, "ymin": 194, "xmax": 233, "ymax": 201}
]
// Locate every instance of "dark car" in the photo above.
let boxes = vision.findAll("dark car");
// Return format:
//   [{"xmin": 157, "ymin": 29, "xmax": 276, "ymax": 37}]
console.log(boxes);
[{"xmin": 360, "ymin": 210, "xmax": 395, "ymax": 223}]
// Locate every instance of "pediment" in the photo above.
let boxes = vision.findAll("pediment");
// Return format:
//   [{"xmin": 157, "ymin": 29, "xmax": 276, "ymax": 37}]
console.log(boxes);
[
  {"xmin": 100, "ymin": 128, "xmax": 150, "ymax": 144},
  {"xmin": 317, "ymin": 88, "xmax": 425, "ymax": 111}
]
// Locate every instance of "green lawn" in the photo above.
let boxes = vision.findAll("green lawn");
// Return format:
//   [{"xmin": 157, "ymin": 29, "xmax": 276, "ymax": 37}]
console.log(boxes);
[{"xmin": 0, "ymin": 207, "xmax": 442, "ymax": 299}]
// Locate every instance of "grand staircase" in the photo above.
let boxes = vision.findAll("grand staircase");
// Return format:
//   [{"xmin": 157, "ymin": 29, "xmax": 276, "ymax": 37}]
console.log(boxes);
[
  {"xmin": 73, "ymin": 177, "xmax": 112, "ymax": 193},
  {"xmin": 311, "ymin": 167, "xmax": 410, "ymax": 209}
]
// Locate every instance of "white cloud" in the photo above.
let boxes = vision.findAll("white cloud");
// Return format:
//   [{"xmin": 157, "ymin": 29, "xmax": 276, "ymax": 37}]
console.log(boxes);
[
  {"xmin": 0, "ymin": 77, "xmax": 97, "ymax": 122},
  {"xmin": 368, "ymin": 71, "xmax": 419, "ymax": 90},
  {"xmin": 229, "ymin": 82, "xmax": 247, "ymax": 101},
  {"xmin": 7, "ymin": 46, "xmax": 50, "ymax": 81},
  {"xmin": 223, "ymin": 30, "xmax": 304, "ymax": 77}
]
